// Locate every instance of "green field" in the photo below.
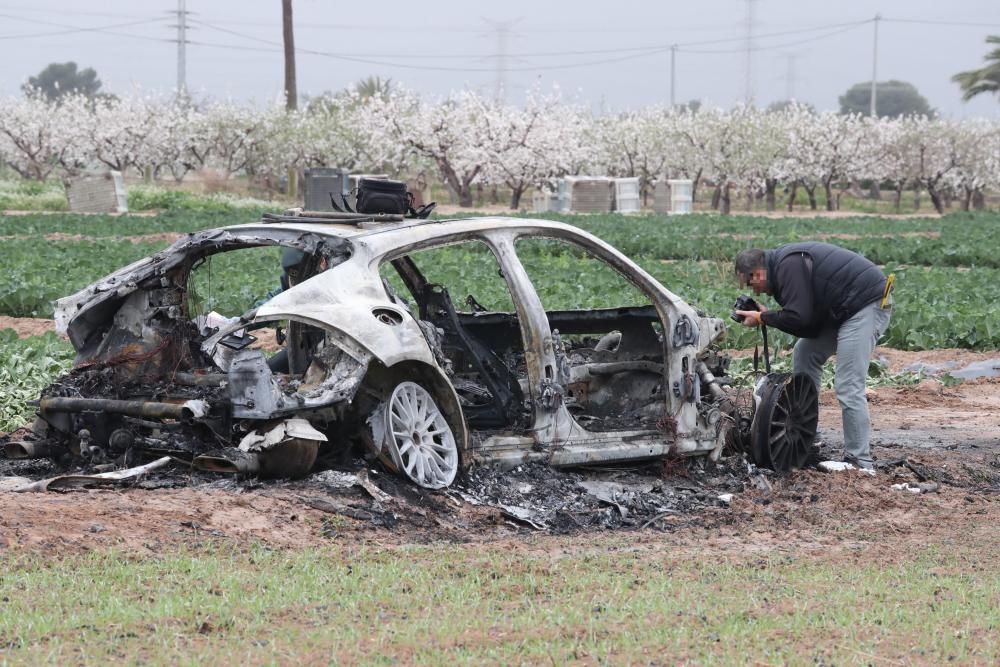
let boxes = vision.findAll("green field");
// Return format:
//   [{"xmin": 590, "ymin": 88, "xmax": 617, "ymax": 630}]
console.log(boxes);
[{"xmin": 2, "ymin": 210, "xmax": 998, "ymax": 350}]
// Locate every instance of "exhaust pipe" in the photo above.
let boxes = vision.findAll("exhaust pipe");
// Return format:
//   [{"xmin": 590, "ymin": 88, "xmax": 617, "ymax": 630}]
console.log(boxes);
[
  {"xmin": 38, "ymin": 397, "xmax": 206, "ymax": 422},
  {"xmin": 192, "ymin": 451, "xmax": 261, "ymax": 475},
  {"xmin": 3, "ymin": 441, "xmax": 60, "ymax": 459}
]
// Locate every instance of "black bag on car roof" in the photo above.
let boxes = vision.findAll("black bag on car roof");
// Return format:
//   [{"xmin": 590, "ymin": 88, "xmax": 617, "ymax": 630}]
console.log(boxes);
[{"xmin": 356, "ymin": 178, "xmax": 409, "ymax": 215}]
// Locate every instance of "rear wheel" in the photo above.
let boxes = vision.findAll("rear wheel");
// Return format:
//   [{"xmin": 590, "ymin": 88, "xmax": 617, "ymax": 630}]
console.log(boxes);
[
  {"xmin": 379, "ymin": 381, "xmax": 459, "ymax": 489},
  {"xmin": 750, "ymin": 373, "xmax": 818, "ymax": 471}
]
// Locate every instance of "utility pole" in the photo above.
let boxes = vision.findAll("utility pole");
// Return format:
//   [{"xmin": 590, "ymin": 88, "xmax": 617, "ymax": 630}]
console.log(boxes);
[
  {"xmin": 485, "ymin": 19, "xmax": 518, "ymax": 102},
  {"xmin": 282, "ymin": 0, "xmax": 298, "ymax": 199},
  {"xmin": 781, "ymin": 52, "xmax": 799, "ymax": 101},
  {"xmin": 171, "ymin": 0, "xmax": 188, "ymax": 98},
  {"xmin": 670, "ymin": 44, "xmax": 677, "ymax": 107},
  {"xmin": 282, "ymin": 0, "xmax": 297, "ymax": 110},
  {"xmin": 743, "ymin": 0, "xmax": 756, "ymax": 104},
  {"xmin": 870, "ymin": 14, "xmax": 880, "ymax": 117}
]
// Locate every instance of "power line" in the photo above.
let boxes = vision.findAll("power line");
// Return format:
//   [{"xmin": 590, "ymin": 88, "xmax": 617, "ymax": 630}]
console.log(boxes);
[
  {"xmin": 881, "ymin": 17, "xmax": 1000, "ymax": 29},
  {"xmin": 187, "ymin": 18, "xmax": 672, "ymax": 59},
  {"xmin": 186, "ymin": 16, "xmax": 875, "ymax": 65},
  {"xmin": 0, "ymin": 5, "xmax": 148, "ymax": 19},
  {"xmin": 0, "ymin": 14, "xmax": 167, "ymax": 40},
  {"xmin": 186, "ymin": 18, "xmax": 674, "ymax": 72},
  {"xmin": 680, "ymin": 22, "xmax": 868, "ymax": 54}
]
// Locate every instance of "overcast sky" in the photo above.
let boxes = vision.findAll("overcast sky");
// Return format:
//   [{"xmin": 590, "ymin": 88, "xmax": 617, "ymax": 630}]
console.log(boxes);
[{"xmin": 2, "ymin": 0, "xmax": 999, "ymax": 117}]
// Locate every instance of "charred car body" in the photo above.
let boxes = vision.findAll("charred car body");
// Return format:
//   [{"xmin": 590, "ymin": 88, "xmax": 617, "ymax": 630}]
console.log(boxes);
[{"xmin": 8, "ymin": 212, "xmax": 815, "ymax": 489}]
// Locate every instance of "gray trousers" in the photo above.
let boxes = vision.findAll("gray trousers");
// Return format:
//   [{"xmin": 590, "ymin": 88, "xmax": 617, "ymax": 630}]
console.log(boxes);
[{"xmin": 792, "ymin": 300, "xmax": 892, "ymax": 466}]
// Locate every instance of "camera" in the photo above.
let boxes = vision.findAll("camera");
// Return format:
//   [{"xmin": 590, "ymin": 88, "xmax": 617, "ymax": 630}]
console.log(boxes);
[{"xmin": 731, "ymin": 294, "xmax": 760, "ymax": 323}]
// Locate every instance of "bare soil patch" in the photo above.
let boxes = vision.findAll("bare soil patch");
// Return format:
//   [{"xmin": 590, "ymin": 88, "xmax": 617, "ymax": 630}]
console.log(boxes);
[{"xmin": 0, "ymin": 316, "xmax": 57, "ymax": 338}]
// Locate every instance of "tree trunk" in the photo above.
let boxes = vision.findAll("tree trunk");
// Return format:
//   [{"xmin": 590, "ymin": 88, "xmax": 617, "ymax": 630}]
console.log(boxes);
[
  {"xmin": 823, "ymin": 180, "xmax": 835, "ymax": 212},
  {"xmin": 804, "ymin": 184, "xmax": 817, "ymax": 210},
  {"xmin": 943, "ymin": 190, "xmax": 953, "ymax": 209},
  {"xmin": 927, "ymin": 186, "xmax": 944, "ymax": 215},
  {"xmin": 691, "ymin": 169, "xmax": 702, "ymax": 202},
  {"xmin": 436, "ymin": 160, "xmax": 467, "ymax": 207},
  {"xmin": 848, "ymin": 178, "xmax": 865, "ymax": 198},
  {"xmin": 893, "ymin": 186, "xmax": 903, "ymax": 213},
  {"xmin": 869, "ymin": 182, "xmax": 881, "ymax": 200},
  {"xmin": 973, "ymin": 188, "xmax": 985, "ymax": 210},
  {"xmin": 720, "ymin": 183, "xmax": 732, "ymax": 215},
  {"xmin": 765, "ymin": 179, "xmax": 777, "ymax": 212},
  {"xmin": 961, "ymin": 188, "xmax": 972, "ymax": 212},
  {"xmin": 510, "ymin": 185, "xmax": 525, "ymax": 210},
  {"xmin": 787, "ymin": 181, "xmax": 798, "ymax": 212},
  {"xmin": 710, "ymin": 184, "xmax": 721, "ymax": 210},
  {"xmin": 913, "ymin": 189, "xmax": 921, "ymax": 211}
]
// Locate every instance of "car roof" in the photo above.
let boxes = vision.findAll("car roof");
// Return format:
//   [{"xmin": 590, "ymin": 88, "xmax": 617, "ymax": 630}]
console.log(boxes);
[{"xmin": 219, "ymin": 216, "xmax": 587, "ymax": 250}]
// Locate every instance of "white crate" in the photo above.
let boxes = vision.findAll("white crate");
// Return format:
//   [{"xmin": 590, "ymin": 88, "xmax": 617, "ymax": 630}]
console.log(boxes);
[
  {"xmin": 532, "ymin": 190, "xmax": 560, "ymax": 213},
  {"xmin": 65, "ymin": 170, "xmax": 128, "ymax": 214},
  {"xmin": 667, "ymin": 179, "xmax": 694, "ymax": 215},
  {"xmin": 613, "ymin": 177, "xmax": 640, "ymax": 213},
  {"xmin": 558, "ymin": 176, "xmax": 614, "ymax": 213}
]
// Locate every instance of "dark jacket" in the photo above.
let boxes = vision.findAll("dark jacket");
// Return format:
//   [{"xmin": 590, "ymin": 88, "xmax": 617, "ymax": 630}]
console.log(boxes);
[{"xmin": 760, "ymin": 242, "xmax": 886, "ymax": 338}]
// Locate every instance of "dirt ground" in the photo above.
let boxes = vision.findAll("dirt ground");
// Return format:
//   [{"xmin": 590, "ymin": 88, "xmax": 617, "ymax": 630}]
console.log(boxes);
[{"xmin": 1, "ymin": 344, "xmax": 997, "ymax": 556}]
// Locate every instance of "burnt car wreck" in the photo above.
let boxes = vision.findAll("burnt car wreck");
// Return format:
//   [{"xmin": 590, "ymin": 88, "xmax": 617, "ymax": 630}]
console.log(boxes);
[{"xmin": 6, "ymin": 212, "xmax": 817, "ymax": 490}]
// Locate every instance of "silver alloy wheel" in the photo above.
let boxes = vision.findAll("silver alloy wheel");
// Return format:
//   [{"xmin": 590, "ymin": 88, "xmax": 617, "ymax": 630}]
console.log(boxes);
[{"xmin": 384, "ymin": 381, "xmax": 458, "ymax": 489}]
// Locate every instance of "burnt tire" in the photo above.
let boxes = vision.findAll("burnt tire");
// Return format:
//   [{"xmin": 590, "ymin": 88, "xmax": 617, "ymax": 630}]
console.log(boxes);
[{"xmin": 750, "ymin": 373, "xmax": 818, "ymax": 472}]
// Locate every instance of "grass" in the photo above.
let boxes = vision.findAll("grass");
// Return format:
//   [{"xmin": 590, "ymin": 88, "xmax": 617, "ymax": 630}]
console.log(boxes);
[{"xmin": 0, "ymin": 542, "xmax": 995, "ymax": 665}]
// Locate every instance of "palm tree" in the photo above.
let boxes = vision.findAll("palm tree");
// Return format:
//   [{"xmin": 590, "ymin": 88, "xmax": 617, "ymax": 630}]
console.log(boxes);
[
  {"xmin": 952, "ymin": 35, "xmax": 1000, "ymax": 101},
  {"xmin": 353, "ymin": 76, "xmax": 393, "ymax": 101}
]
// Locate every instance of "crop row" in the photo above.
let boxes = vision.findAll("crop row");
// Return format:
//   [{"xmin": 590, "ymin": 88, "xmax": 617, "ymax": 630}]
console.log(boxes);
[
  {"xmin": 0, "ymin": 330, "xmax": 74, "ymax": 433},
  {"xmin": 4, "ymin": 210, "xmax": 998, "ymax": 268},
  {"xmin": 2, "ymin": 214, "xmax": 999, "ymax": 350}
]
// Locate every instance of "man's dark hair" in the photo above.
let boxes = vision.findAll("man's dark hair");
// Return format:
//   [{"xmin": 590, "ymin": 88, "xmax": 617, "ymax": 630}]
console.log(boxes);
[{"xmin": 734, "ymin": 248, "xmax": 766, "ymax": 283}]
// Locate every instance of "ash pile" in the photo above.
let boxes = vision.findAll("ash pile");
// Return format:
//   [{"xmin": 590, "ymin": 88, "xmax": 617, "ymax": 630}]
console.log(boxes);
[{"xmin": 448, "ymin": 457, "xmax": 767, "ymax": 532}]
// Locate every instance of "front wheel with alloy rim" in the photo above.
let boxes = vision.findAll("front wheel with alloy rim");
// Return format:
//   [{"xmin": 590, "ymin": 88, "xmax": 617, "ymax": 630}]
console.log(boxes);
[{"xmin": 378, "ymin": 381, "xmax": 459, "ymax": 489}]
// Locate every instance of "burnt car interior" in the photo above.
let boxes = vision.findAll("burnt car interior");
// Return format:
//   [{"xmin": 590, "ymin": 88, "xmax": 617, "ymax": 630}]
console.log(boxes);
[
  {"xmin": 514, "ymin": 237, "xmax": 669, "ymax": 431},
  {"xmin": 381, "ymin": 242, "xmax": 529, "ymax": 430},
  {"xmin": 379, "ymin": 236, "xmax": 673, "ymax": 436},
  {"xmin": 32, "ymin": 240, "xmax": 355, "ymax": 468}
]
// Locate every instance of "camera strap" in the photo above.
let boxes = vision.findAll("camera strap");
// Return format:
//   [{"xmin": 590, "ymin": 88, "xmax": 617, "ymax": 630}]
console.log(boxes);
[{"xmin": 753, "ymin": 324, "xmax": 772, "ymax": 374}]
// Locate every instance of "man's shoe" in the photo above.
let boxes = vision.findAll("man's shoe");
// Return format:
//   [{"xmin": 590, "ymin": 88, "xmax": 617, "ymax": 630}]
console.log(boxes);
[{"xmin": 843, "ymin": 454, "xmax": 875, "ymax": 471}]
